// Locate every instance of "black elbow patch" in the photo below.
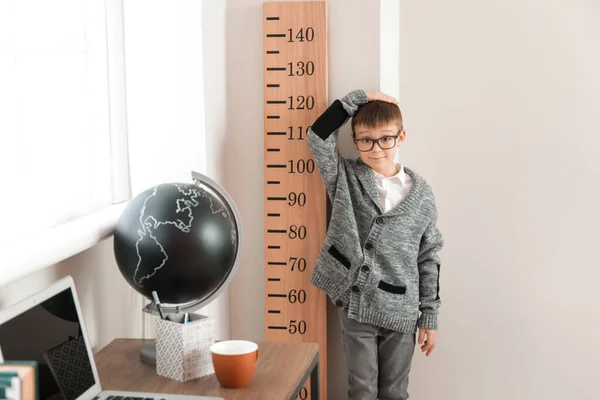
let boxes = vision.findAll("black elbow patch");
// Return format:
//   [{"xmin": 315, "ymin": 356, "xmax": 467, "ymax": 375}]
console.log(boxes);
[
  {"xmin": 435, "ymin": 263, "xmax": 441, "ymax": 300},
  {"xmin": 311, "ymin": 100, "xmax": 348, "ymax": 140}
]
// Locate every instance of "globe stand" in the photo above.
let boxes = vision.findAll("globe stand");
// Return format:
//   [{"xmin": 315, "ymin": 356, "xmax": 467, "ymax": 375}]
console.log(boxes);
[
  {"xmin": 140, "ymin": 302, "xmax": 160, "ymax": 364},
  {"xmin": 140, "ymin": 342, "xmax": 157, "ymax": 364}
]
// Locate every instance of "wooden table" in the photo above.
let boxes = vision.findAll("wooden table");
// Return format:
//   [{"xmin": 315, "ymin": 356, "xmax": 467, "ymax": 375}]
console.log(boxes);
[{"xmin": 95, "ymin": 339, "xmax": 320, "ymax": 400}]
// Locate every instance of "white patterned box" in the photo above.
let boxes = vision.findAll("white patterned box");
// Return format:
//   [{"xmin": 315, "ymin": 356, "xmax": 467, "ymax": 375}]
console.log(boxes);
[{"xmin": 155, "ymin": 313, "xmax": 215, "ymax": 382}]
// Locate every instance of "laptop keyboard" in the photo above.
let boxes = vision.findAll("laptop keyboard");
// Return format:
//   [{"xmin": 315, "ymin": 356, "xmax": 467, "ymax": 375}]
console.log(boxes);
[{"xmin": 101, "ymin": 397, "xmax": 166, "ymax": 400}]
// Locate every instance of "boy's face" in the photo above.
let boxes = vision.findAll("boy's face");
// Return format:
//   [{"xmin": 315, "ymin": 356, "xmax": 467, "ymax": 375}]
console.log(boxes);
[{"xmin": 353, "ymin": 123, "xmax": 406, "ymax": 176}]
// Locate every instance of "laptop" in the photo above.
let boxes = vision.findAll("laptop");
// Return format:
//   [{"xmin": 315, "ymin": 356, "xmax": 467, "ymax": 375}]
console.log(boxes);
[{"xmin": 0, "ymin": 276, "xmax": 223, "ymax": 400}]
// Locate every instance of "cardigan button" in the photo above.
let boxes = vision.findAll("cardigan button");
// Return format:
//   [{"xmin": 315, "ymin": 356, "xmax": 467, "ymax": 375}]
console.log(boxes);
[
  {"xmin": 376, "ymin": 217, "xmax": 385, "ymax": 225},
  {"xmin": 361, "ymin": 265, "xmax": 370, "ymax": 273},
  {"xmin": 365, "ymin": 242, "xmax": 373, "ymax": 250},
  {"xmin": 335, "ymin": 300, "xmax": 344, "ymax": 307},
  {"xmin": 351, "ymin": 285, "xmax": 360, "ymax": 293}
]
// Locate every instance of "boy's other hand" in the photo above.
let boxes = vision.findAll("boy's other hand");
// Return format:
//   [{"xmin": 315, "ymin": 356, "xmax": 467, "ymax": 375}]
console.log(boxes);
[
  {"xmin": 365, "ymin": 90, "xmax": 398, "ymax": 105},
  {"xmin": 418, "ymin": 328, "xmax": 436, "ymax": 357}
]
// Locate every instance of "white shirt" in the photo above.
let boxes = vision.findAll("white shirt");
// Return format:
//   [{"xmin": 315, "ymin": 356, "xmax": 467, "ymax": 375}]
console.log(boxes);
[{"xmin": 372, "ymin": 163, "xmax": 413, "ymax": 213}]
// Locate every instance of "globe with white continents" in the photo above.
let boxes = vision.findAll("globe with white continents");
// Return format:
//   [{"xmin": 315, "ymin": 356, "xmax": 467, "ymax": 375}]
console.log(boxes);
[{"xmin": 113, "ymin": 181, "xmax": 239, "ymax": 308}]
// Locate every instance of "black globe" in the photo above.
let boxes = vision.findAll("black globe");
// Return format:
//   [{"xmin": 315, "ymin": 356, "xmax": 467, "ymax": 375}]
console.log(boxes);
[{"xmin": 113, "ymin": 180, "xmax": 240, "ymax": 307}]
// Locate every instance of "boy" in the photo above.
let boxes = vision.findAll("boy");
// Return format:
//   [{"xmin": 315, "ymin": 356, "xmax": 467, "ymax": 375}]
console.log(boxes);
[{"xmin": 307, "ymin": 89, "xmax": 444, "ymax": 400}]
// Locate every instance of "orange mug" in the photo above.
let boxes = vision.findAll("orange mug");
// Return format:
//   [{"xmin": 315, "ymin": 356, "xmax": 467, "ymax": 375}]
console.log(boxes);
[{"xmin": 210, "ymin": 340, "xmax": 259, "ymax": 388}]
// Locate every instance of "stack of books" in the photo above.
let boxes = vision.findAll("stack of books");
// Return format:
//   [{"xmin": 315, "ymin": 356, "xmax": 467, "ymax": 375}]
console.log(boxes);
[{"xmin": 0, "ymin": 361, "xmax": 37, "ymax": 400}]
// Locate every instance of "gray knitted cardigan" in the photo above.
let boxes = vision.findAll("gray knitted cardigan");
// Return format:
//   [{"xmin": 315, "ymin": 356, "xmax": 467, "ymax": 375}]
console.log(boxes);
[{"xmin": 307, "ymin": 89, "xmax": 444, "ymax": 332}]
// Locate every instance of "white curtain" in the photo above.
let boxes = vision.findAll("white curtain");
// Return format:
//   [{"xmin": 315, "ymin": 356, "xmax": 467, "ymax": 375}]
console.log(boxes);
[{"xmin": 0, "ymin": 0, "xmax": 113, "ymax": 242}]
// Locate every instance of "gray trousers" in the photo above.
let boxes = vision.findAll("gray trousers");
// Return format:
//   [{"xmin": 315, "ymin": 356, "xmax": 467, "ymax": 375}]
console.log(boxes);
[{"xmin": 339, "ymin": 310, "xmax": 416, "ymax": 400}]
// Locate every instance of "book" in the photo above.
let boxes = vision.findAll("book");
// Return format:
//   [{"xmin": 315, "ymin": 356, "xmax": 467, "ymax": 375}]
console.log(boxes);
[
  {"xmin": 0, "ymin": 372, "xmax": 21, "ymax": 400},
  {"xmin": 0, "ymin": 371, "xmax": 18, "ymax": 388},
  {"xmin": 0, "ymin": 361, "xmax": 38, "ymax": 400}
]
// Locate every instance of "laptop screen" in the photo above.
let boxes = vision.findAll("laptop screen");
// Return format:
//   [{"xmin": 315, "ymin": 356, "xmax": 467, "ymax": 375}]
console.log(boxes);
[{"xmin": 0, "ymin": 287, "xmax": 97, "ymax": 400}]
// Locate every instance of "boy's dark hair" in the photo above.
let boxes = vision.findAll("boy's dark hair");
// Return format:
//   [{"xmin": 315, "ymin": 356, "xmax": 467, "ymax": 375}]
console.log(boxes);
[{"xmin": 351, "ymin": 101, "xmax": 403, "ymax": 136}]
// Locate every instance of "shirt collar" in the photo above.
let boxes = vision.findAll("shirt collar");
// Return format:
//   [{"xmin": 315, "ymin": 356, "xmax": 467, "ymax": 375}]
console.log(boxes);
[{"xmin": 373, "ymin": 163, "xmax": 407, "ymax": 186}]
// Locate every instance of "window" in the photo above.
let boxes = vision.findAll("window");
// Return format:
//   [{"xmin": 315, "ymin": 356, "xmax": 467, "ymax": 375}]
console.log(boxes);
[{"xmin": 0, "ymin": 0, "xmax": 116, "ymax": 242}]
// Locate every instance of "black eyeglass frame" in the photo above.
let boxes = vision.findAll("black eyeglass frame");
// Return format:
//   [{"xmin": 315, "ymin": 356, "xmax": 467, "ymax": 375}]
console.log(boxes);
[{"xmin": 353, "ymin": 132, "xmax": 402, "ymax": 152}]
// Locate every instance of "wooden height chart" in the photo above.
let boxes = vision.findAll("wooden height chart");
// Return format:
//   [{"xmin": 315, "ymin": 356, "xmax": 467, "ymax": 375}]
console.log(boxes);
[{"xmin": 263, "ymin": 2, "xmax": 328, "ymax": 399}]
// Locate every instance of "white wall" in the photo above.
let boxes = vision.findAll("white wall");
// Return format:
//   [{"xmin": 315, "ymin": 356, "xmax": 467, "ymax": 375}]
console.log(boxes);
[
  {"xmin": 401, "ymin": 1, "xmax": 600, "ymax": 399},
  {"xmin": 225, "ymin": 0, "xmax": 267, "ymax": 342}
]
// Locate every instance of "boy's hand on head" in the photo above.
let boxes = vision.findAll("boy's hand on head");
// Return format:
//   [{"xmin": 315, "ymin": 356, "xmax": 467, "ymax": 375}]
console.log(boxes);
[
  {"xmin": 365, "ymin": 90, "xmax": 398, "ymax": 105},
  {"xmin": 418, "ymin": 328, "xmax": 437, "ymax": 357}
]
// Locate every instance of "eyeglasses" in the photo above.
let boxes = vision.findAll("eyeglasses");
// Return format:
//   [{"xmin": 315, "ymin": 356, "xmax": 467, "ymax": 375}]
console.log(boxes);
[{"xmin": 353, "ymin": 133, "xmax": 400, "ymax": 152}]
